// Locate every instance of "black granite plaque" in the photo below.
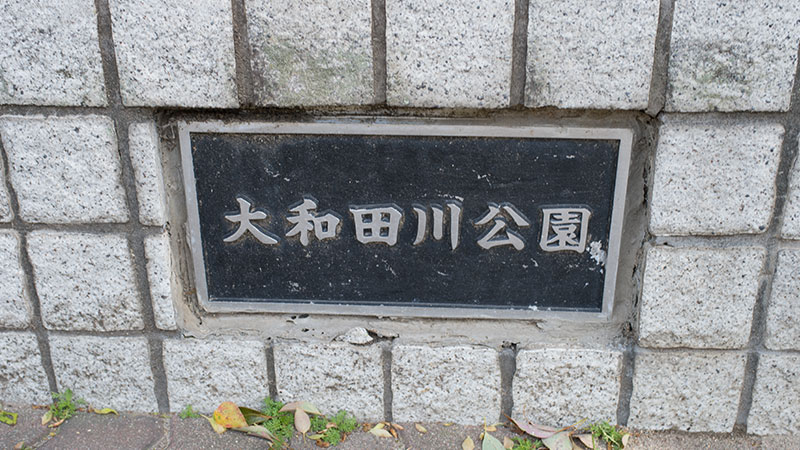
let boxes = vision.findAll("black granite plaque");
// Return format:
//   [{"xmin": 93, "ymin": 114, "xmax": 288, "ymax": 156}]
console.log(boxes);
[{"xmin": 181, "ymin": 123, "xmax": 631, "ymax": 315}]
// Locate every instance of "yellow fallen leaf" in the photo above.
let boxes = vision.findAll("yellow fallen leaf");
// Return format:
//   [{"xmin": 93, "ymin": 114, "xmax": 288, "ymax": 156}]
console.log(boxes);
[
  {"xmin": 485, "ymin": 425, "xmax": 497, "ymax": 432},
  {"xmin": 503, "ymin": 436, "xmax": 514, "ymax": 449},
  {"xmin": 41, "ymin": 410, "xmax": 53, "ymax": 426},
  {"xmin": 202, "ymin": 415, "xmax": 226, "ymax": 434},
  {"xmin": 93, "ymin": 408, "xmax": 118, "ymax": 415},
  {"xmin": 443, "ymin": 422, "xmax": 453, "ymax": 427},
  {"xmin": 415, "ymin": 423, "xmax": 427, "ymax": 433},
  {"xmin": 392, "ymin": 423, "xmax": 404, "ymax": 430},
  {"xmin": 213, "ymin": 402, "xmax": 247, "ymax": 428},
  {"xmin": 369, "ymin": 423, "xmax": 393, "ymax": 438},
  {"xmin": 462, "ymin": 436, "xmax": 475, "ymax": 450},
  {"xmin": 48, "ymin": 418, "xmax": 65, "ymax": 428}
]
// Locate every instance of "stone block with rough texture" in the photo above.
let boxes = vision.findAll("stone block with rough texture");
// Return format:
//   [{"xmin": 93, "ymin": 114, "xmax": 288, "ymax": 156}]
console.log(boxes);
[
  {"xmin": 0, "ymin": 154, "xmax": 12, "ymax": 222},
  {"xmin": 108, "ymin": 0, "xmax": 237, "ymax": 108},
  {"xmin": 639, "ymin": 247, "xmax": 764, "ymax": 349},
  {"xmin": 0, "ymin": 231, "xmax": 29, "ymax": 328},
  {"xmin": 163, "ymin": 339, "xmax": 269, "ymax": 413},
  {"xmin": 144, "ymin": 233, "xmax": 177, "ymax": 330},
  {"xmin": 128, "ymin": 122, "xmax": 167, "ymax": 226},
  {"xmin": 0, "ymin": 0, "xmax": 106, "ymax": 106},
  {"xmin": 513, "ymin": 349, "xmax": 622, "ymax": 425},
  {"xmin": 50, "ymin": 335, "xmax": 157, "ymax": 412},
  {"xmin": 525, "ymin": 0, "xmax": 659, "ymax": 109},
  {"xmin": 0, "ymin": 115, "xmax": 128, "ymax": 224},
  {"xmin": 0, "ymin": 332, "xmax": 50, "ymax": 404},
  {"xmin": 274, "ymin": 341, "xmax": 383, "ymax": 421},
  {"xmin": 386, "ymin": 0, "xmax": 513, "ymax": 108},
  {"xmin": 246, "ymin": 0, "xmax": 373, "ymax": 106},
  {"xmin": 764, "ymin": 250, "xmax": 800, "ymax": 350},
  {"xmin": 783, "ymin": 152, "xmax": 800, "ymax": 239},
  {"xmin": 27, "ymin": 231, "xmax": 143, "ymax": 331},
  {"xmin": 650, "ymin": 119, "xmax": 783, "ymax": 235},
  {"xmin": 666, "ymin": 0, "xmax": 800, "ymax": 112},
  {"xmin": 392, "ymin": 345, "xmax": 500, "ymax": 423},
  {"xmin": 628, "ymin": 351, "xmax": 746, "ymax": 432},
  {"xmin": 748, "ymin": 353, "xmax": 800, "ymax": 435}
]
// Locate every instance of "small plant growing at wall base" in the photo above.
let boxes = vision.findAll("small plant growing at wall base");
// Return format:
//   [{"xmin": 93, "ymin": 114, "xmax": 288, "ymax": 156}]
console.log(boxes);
[
  {"xmin": 41, "ymin": 389, "xmax": 85, "ymax": 426},
  {"xmin": 179, "ymin": 404, "xmax": 202, "ymax": 419}
]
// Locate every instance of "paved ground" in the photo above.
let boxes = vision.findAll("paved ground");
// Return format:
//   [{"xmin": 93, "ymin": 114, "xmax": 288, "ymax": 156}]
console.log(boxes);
[{"xmin": 1, "ymin": 405, "xmax": 798, "ymax": 449}]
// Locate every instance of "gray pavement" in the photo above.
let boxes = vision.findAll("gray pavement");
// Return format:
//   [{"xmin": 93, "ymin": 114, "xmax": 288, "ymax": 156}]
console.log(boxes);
[{"xmin": 2, "ymin": 405, "xmax": 799, "ymax": 449}]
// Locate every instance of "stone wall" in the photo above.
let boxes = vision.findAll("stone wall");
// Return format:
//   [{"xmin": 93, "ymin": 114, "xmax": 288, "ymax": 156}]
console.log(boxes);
[{"xmin": 1, "ymin": 0, "xmax": 799, "ymax": 436}]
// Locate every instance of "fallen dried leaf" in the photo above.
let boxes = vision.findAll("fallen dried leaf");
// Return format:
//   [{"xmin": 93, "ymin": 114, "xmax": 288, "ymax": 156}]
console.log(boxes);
[
  {"xmin": 279, "ymin": 401, "xmax": 321, "ymax": 415},
  {"xmin": 482, "ymin": 432, "xmax": 505, "ymax": 450},
  {"xmin": 415, "ymin": 423, "xmax": 427, "ymax": 433},
  {"xmin": 295, "ymin": 409, "xmax": 311, "ymax": 434},
  {"xmin": 308, "ymin": 433, "xmax": 325, "ymax": 439},
  {"xmin": 485, "ymin": 425, "xmax": 497, "ymax": 432},
  {"xmin": 233, "ymin": 424, "xmax": 275, "ymax": 441},
  {"xmin": 92, "ymin": 408, "xmax": 117, "ymax": 415},
  {"xmin": 48, "ymin": 418, "xmax": 65, "ymax": 428},
  {"xmin": 575, "ymin": 433, "xmax": 594, "ymax": 449},
  {"xmin": 542, "ymin": 431, "xmax": 572, "ymax": 450},
  {"xmin": 370, "ymin": 423, "xmax": 393, "ymax": 438},
  {"xmin": 13, "ymin": 442, "xmax": 25, "ymax": 450},
  {"xmin": 622, "ymin": 433, "xmax": 630, "ymax": 448},
  {"xmin": 202, "ymin": 415, "xmax": 226, "ymax": 434},
  {"xmin": 462, "ymin": 436, "xmax": 475, "ymax": 450},
  {"xmin": 392, "ymin": 423, "xmax": 404, "ymax": 430},
  {"xmin": 213, "ymin": 402, "xmax": 247, "ymax": 428},
  {"xmin": 41, "ymin": 410, "xmax": 53, "ymax": 426},
  {"xmin": 503, "ymin": 436, "xmax": 514, "ymax": 449},
  {"xmin": 444, "ymin": 422, "xmax": 454, "ymax": 427},
  {"xmin": 508, "ymin": 416, "xmax": 558, "ymax": 439},
  {"xmin": 390, "ymin": 427, "xmax": 398, "ymax": 438}
]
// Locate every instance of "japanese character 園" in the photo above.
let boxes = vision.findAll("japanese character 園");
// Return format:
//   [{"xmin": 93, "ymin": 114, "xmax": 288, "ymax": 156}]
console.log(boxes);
[
  {"xmin": 223, "ymin": 197, "xmax": 279, "ymax": 245},
  {"xmin": 539, "ymin": 207, "xmax": 591, "ymax": 253},
  {"xmin": 285, "ymin": 197, "xmax": 341, "ymax": 246},
  {"xmin": 411, "ymin": 200, "xmax": 463, "ymax": 250},
  {"xmin": 474, "ymin": 202, "xmax": 531, "ymax": 250},
  {"xmin": 349, "ymin": 204, "xmax": 403, "ymax": 246}
]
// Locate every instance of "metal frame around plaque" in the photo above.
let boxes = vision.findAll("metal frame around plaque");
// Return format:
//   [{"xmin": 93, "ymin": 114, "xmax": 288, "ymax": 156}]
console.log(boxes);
[{"xmin": 179, "ymin": 120, "xmax": 633, "ymax": 320}]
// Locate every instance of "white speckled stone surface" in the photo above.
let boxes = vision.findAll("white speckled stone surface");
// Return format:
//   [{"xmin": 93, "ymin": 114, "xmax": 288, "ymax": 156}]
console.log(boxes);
[
  {"xmin": 782, "ymin": 145, "xmax": 800, "ymax": 239},
  {"xmin": 526, "ymin": 0, "xmax": 659, "ymax": 109},
  {"xmin": 650, "ymin": 118, "xmax": 783, "ymax": 235},
  {"xmin": 27, "ymin": 231, "xmax": 143, "ymax": 331},
  {"xmin": 386, "ymin": 0, "xmax": 513, "ymax": 108},
  {"xmin": 0, "ymin": 115, "xmax": 128, "ymax": 224},
  {"xmin": 0, "ymin": 153, "xmax": 12, "ymax": 223},
  {"xmin": 50, "ymin": 335, "xmax": 158, "ymax": 412},
  {"xmin": 513, "ymin": 348, "xmax": 622, "ymax": 425},
  {"xmin": 108, "ymin": 0, "xmax": 238, "ymax": 108},
  {"xmin": 748, "ymin": 353, "xmax": 800, "ymax": 435},
  {"xmin": 0, "ymin": 231, "xmax": 29, "ymax": 328},
  {"xmin": 128, "ymin": 122, "xmax": 167, "ymax": 226},
  {"xmin": 639, "ymin": 246, "xmax": 764, "ymax": 349},
  {"xmin": 0, "ymin": 332, "xmax": 50, "ymax": 405},
  {"xmin": 163, "ymin": 339, "xmax": 269, "ymax": 413},
  {"xmin": 0, "ymin": 0, "xmax": 106, "ymax": 106},
  {"xmin": 628, "ymin": 351, "xmax": 746, "ymax": 432},
  {"xmin": 764, "ymin": 250, "xmax": 800, "ymax": 350},
  {"xmin": 392, "ymin": 344, "xmax": 501, "ymax": 423},
  {"xmin": 246, "ymin": 0, "xmax": 373, "ymax": 106},
  {"xmin": 666, "ymin": 0, "xmax": 800, "ymax": 112},
  {"xmin": 274, "ymin": 341, "xmax": 383, "ymax": 421},
  {"xmin": 144, "ymin": 233, "xmax": 177, "ymax": 330}
]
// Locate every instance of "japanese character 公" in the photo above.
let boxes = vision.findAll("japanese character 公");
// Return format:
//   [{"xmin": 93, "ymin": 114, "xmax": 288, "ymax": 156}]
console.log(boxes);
[
  {"xmin": 539, "ymin": 207, "xmax": 591, "ymax": 253},
  {"xmin": 285, "ymin": 196, "xmax": 341, "ymax": 246},
  {"xmin": 223, "ymin": 197, "xmax": 279, "ymax": 245},
  {"xmin": 474, "ymin": 202, "xmax": 531, "ymax": 250},
  {"xmin": 349, "ymin": 204, "xmax": 403, "ymax": 246},
  {"xmin": 412, "ymin": 200, "xmax": 463, "ymax": 250}
]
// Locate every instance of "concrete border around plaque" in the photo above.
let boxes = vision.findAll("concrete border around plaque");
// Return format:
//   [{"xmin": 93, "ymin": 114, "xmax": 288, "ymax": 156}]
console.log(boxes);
[{"xmin": 179, "ymin": 120, "xmax": 633, "ymax": 320}]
